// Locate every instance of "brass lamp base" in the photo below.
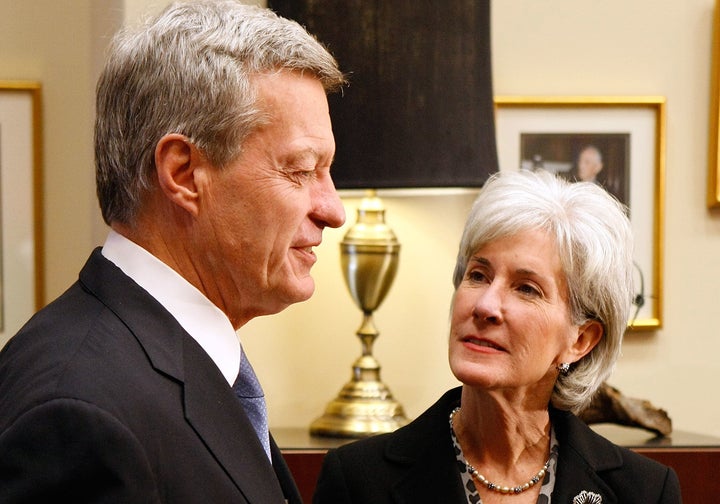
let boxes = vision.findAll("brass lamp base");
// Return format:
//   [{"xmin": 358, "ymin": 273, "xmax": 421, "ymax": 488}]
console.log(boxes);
[
  {"xmin": 310, "ymin": 192, "xmax": 408, "ymax": 438},
  {"xmin": 310, "ymin": 354, "xmax": 408, "ymax": 438}
]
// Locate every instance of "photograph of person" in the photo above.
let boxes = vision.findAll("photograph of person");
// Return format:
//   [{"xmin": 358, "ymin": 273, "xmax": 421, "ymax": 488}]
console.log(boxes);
[{"xmin": 519, "ymin": 133, "xmax": 630, "ymax": 207}]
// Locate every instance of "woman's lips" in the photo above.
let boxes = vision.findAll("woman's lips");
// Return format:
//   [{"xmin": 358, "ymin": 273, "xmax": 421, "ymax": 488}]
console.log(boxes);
[{"xmin": 463, "ymin": 336, "xmax": 505, "ymax": 352}]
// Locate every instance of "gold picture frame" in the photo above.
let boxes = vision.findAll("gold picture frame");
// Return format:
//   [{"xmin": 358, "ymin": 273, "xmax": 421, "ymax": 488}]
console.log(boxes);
[
  {"xmin": 494, "ymin": 96, "xmax": 665, "ymax": 330},
  {"xmin": 708, "ymin": 0, "xmax": 720, "ymax": 208},
  {"xmin": 0, "ymin": 81, "xmax": 44, "ymax": 338}
]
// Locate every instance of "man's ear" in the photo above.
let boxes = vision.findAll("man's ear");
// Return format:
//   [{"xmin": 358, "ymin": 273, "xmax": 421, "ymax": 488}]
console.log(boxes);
[
  {"xmin": 566, "ymin": 319, "xmax": 604, "ymax": 364},
  {"xmin": 155, "ymin": 134, "xmax": 203, "ymax": 216}
]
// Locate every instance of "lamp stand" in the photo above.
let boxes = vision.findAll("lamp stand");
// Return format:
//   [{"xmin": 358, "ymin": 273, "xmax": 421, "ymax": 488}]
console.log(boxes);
[{"xmin": 310, "ymin": 191, "xmax": 408, "ymax": 437}]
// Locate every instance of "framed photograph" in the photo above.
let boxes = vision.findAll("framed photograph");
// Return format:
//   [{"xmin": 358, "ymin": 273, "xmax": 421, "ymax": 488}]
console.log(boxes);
[
  {"xmin": 495, "ymin": 96, "xmax": 665, "ymax": 330},
  {"xmin": 0, "ymin": 81, "xmax": 43, "ymax": 339}
]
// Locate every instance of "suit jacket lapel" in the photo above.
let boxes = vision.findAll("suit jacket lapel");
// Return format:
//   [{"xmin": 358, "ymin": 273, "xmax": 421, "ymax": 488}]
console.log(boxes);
[
  {"xmin": 183, "ymin": 338, "xmax": 287, "ymax": 503},
  {"xmin": 552, "ymin": 448, "xmax": 619, "ymax": 504},
  {"xmin": 550, "ymin": 408, "xmax": 621, "ymax": 504},
  {"xmin": 385, "ymin": 388, "xmax": 467, "ymax": 503},
  {"xmin": 389, "ymin": 450, "xmax": 466, "ymax": 504},
  {"xmin": 80, "ymin": 249, "xmax": 289, "ymax": 503}
]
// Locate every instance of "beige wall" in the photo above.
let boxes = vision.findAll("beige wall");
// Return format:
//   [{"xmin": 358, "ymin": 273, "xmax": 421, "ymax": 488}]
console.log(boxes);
[
  {"xmin": 1, "ymin": 1, "xmax": 96, "ymax": 313},
  {"xmin": 2, "ymin": 0, "xmax": 719, "ymax": 437}
]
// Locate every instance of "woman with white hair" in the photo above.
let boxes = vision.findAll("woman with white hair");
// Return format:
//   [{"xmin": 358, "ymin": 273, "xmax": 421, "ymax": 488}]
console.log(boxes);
[{"xmin": 314, "ymin": 169, "xmax": 681, "ymax": 503}]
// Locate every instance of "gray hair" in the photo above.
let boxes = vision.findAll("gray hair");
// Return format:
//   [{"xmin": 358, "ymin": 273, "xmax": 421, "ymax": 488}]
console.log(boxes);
[
  {"xmin": 95, "ymin": 0, "xmax": 345, "ymax": 226},
  {"xmin": 452, "ymin": 169, "xmax": 634, "ymax": 413}
]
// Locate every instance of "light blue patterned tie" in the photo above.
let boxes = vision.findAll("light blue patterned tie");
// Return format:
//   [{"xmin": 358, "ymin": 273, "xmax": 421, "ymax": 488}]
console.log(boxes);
[{"xmin": 232, "ymin": 347, "xmax": 271, "ymax": 460}]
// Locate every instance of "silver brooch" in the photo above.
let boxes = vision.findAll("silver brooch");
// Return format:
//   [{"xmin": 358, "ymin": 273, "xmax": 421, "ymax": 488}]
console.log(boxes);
[{"xmin": 572, "ymin": 490, "xmax": 602, "ymax": 504}]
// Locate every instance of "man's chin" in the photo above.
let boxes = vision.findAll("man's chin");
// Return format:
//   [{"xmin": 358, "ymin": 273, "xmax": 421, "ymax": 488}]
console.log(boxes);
[{"xmin": 283, "ymin": 278, "xmax": 316, "ymax": 305}]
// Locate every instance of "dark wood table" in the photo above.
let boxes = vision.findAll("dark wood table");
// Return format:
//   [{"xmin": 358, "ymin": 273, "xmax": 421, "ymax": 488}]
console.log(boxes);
[{"xmin": 276, "ymin": 425, "xmax": 720, "ymax": 503}]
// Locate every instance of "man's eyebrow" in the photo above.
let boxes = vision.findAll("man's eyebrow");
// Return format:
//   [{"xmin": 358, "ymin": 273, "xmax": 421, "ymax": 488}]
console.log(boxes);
[
  {"xmin": 286, "ymin": 148, "xmax": 316, "ymax": 161},
  {"xmin": 285, "ymin": 147, "xmax": 332, "ymax": 165}
]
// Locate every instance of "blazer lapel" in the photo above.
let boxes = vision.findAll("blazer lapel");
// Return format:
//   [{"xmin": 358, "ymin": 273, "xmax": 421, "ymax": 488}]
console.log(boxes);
[
  {"xmin": 552, "ymin": 448, "xmax": 619, "ymax": 504},
  {"xmin": 550, "ymin": 408, "xmax": 621, "ymax": 504},
  {"xmin": 386, "ymin": 388, "xmax": 467, "ymax": 503},
  {"xmin": 183, "ymin": 338, "xmax": 287, "ymax": 503},
  {"xmin": 80, "ymin": 249, "xmax": 288, "ymax": 503},
  {"xmin": 389, "ymin": 449, "xmax": 467, "ymax": 503}
]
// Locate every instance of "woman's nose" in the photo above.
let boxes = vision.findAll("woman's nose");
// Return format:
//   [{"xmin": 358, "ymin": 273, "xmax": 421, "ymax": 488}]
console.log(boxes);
[{"xmin": 472, "ymin": 284, "xmax": 504, "ymax": 324}]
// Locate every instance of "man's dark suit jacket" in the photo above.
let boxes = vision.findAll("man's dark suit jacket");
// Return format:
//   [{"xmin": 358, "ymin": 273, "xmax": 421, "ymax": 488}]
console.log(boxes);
[
  {"xmin": 0, "ymin": 248, "xmax": 301, "ymax": 503},
  {"xmin": 313, "ymin": 387, "xmax": 682, "ymax": 503}
]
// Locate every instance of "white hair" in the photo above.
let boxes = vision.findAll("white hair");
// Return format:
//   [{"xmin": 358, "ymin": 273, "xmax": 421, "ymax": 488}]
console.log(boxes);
[{"xmin": 452, "ymin": 169, "xmax": 634, "ymax": 413}]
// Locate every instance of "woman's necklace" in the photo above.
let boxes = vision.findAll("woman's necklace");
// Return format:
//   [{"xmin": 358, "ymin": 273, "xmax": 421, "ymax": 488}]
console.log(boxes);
[{"xmin": 449, "ymin": 406, "xmax": 551, "ymax": 496}]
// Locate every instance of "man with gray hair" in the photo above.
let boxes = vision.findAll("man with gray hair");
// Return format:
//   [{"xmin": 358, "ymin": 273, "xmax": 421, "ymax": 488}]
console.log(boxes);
[
  {"xmin": 0, "ymin": 1, "xmax": 345, "ymax": 502},
  {"xmin": 576, "ymin": 144, "xmax": 604, "ymax": 182}
]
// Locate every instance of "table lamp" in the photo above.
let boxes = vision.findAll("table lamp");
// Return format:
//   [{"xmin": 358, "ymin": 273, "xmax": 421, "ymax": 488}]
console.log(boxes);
[{"xmin": 269, "ymin": 0, "xmax": 499, "ymax": 437}]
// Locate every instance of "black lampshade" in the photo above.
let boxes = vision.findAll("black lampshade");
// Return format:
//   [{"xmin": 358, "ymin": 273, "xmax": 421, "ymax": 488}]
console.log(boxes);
[{"xmin": 269, "ymin": 0, "xmax": 499, "ymax": 189}]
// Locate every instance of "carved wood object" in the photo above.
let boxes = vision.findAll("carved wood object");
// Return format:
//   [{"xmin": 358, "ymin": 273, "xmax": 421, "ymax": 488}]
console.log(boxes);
[{"xmin": 579, "ymin": 382, "xmax": 672, "ymax": 437}]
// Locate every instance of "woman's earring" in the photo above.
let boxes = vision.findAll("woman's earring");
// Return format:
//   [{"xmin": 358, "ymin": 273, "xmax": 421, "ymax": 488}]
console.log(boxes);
[{"xmin": 557, "ymin": 362, "xmax": 571, "ymax": 375}]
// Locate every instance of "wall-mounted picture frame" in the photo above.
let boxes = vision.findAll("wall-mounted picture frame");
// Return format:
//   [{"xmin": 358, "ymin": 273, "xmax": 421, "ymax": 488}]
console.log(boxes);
[
  {"xmin": 708, "ymin": 0, "xmax": 720, "ymax": 208},
  {"xmin": 0, "ymin": 81, "xmax": 44, "ymax": 340},
  {"xmin": 494, "ymin": 96, "xmax": 665, "ymax": 330}
]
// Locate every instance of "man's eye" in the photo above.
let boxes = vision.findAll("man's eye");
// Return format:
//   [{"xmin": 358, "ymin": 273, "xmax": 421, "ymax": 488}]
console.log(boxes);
[{"xmin": 288, "ymin": 169, "xmax": 315, "ymax": 183}]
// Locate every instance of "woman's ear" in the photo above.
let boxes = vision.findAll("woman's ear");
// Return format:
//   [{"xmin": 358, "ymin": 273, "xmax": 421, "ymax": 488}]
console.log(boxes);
[
  {"xmin": 566, "ymin": 319, "xmax": 604, "ymax": 363},
  {"xmin": 155, "ymin": 134, "xmax": 203, "ymax": 216}
]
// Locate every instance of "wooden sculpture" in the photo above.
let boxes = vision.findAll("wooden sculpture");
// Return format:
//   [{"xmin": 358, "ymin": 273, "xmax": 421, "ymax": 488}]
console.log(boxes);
[{"xmin": 579, "ymin": 382, "xmax": 672, "ymax": 437}]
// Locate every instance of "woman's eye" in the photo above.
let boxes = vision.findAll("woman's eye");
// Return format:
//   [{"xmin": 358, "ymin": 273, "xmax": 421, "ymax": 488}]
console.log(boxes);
[
  {"xmin": 518, "ymin": 283, "xmax": 540, "ymax": 296},
  {"xmin": 466, "ymin": 270, "xmax": 487, "ymax": 282}
]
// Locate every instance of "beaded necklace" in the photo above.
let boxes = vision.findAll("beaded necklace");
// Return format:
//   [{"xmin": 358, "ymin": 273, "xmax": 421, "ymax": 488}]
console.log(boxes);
[{"xmin": 449, "ymin": 407, "xmax": 551, "ymax": 496}]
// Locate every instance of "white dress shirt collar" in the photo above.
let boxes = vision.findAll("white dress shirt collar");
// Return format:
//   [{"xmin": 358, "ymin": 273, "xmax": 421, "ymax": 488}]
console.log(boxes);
[{"xmin": 101, "ymin": 230, "xmax": 241, "ymax": 386}]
